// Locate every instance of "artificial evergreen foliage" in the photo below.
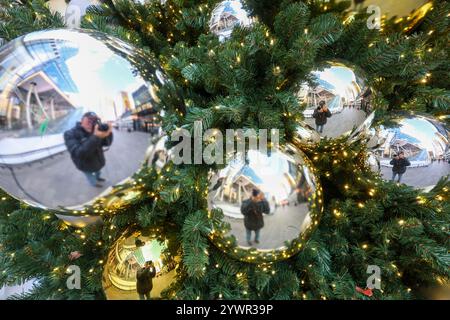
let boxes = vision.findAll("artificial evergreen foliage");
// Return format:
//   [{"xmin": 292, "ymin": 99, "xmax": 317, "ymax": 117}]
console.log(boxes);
[{"xmin": 0, "ymin": 0, "xmax": 448, "ymax": 300}]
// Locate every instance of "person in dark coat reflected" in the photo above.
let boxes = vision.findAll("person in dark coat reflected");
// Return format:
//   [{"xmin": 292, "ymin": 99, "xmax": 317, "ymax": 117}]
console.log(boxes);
[
  {"xmin": 64, "ymin": 112, "xmax": 113, "ymax": 188},
  {"xmin": 136, "ymin": 260, "xmax": 156, "ymax": 300},
  {"xmin": 312, "ymin": 100, "xmax": 332, "ymax": 134},
  {"xmin": 390, "ymin": 151, "xmax": 411, "ymax": 183},
  {"xmin": 240, "ymin": 189, "xmax": 270, "ymax": 246}
]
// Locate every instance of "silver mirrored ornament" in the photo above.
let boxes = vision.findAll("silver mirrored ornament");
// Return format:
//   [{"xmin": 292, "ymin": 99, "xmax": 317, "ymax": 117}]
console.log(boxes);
[
  {"xmin": 144, "ymin": 135, "xmax": 170, "ymax": 172},
  {"xmin": 208, "ymin": 144, "xmax": 323, "ymax": 263},
  {"xmin": 209, "ymin": 0, "xmax": 253, "ymax": 41},
  {"xmin": 367, "ymin": 152, "xmax": 381, "ymax": 173},
  {"xmin": 293, "ymin": 121, "xmax": 321, "ymax": 147},
  {"xmin": 375, "ymin": 115, "xmax": 449, "ymax": 189},
  {"xmin": 102, "ymin": 228, "xmax": 179, "ymax": 300},
  {"xmin": 0, "ymin": 29, "xmax": 183, "ymax": 213},
  {"xmin": 299, "ymin": 61, "xmax": 373, "ymax": 139}
]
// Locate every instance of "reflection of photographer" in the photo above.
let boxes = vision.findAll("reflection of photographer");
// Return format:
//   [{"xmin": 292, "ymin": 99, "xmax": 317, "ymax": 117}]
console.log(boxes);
[
  {"xmin": 136, "ymin": 261, "xmax": 156, "ymax": 300},
  {"xmin": 390, "ymin": 151, "xmax": 411, "ymax": 183},
  {"xmin": 312, "ymin": 100, "xmax": 332, "ymax": 134},
  {"xmin": 241, "ymin": 189, "xmax": 270, "ymax": 246},
  {"xmin": 64, "ymin": 112, "xmax": 113, "ymax": 188}
]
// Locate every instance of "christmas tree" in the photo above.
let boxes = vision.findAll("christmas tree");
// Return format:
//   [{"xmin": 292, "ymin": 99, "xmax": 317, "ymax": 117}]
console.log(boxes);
[{"xmin": 0, "ymin": 0, "xmax": 448, "ymax": 300}]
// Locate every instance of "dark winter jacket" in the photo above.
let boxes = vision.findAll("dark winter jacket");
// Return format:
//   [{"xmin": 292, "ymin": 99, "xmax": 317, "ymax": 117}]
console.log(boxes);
[
  {"xmin": 312, "ymin": 107, "xmax": 332, "ymax": 125},
  {"xmin": 241, "ymin": 198, "xmax": 270, "ymax": 231},
  {"xmin": 64, "ymin": 122, "xmax": 113, "ymax": 173},
  {"xmin": 390, "ymin": 157, "xmax": 411, "ymax": 174},
  {"xmin": 136, "ymin": 266, "xmax": 156, "ymax": 294}
]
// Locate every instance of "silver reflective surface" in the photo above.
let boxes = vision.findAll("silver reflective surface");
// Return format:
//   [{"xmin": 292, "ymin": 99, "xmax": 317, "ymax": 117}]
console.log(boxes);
[
  {"xmin": 367, "ymin": 152, "xmax": 380, "ymax": 173},
  {"xmin": 208, "ymin": 145, "xmax": 323, "ymax": 262},
  {"xmin": 144, "ymin": 135, "xmax": 170, "ymax": 172},
  {"xmin": 0, "ymin": 29, "xmax": 179, "ymax": 212},
  {"xmin": 103, "ymin": 229, "xmax": 178, "ymax": 299},
  {"xmin": 299, "ymin": 61, "xmax": 373, "ymax": 138},
  {"xmin": 294, "ymin": 121, "xmax": 321, "ymax": 147},
  {"xmin": 375, "ymin": 115, "xmax": 449, "ymax": 188},
  {"xmin": 209, "ymin": 0, "xmax": 253, "ymax": 41}
]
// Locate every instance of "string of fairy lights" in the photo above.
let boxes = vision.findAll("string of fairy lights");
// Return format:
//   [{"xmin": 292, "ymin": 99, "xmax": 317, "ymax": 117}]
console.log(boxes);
[{"xmin": 0, "ymin": 0, "xmax": 447, "ymax": 299}]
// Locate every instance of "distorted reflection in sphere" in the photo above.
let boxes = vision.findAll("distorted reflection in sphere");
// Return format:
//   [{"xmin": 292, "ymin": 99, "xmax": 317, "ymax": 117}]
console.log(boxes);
[
  {"xmin": 208, "ymin": 145, "xmax": 323, "ymax": 263},
  {"xmin": 293, "ymin": 121, "xmax": 321, "ymax": 147},
  {"xmin": 376, "ymin": 115, "xmax": 449, "ymax": 189},
  {"xmin": 340, "ymin": 0, "xmax": 432, "ymax": 33},
  {"xmin": 54, "ymin": 213, "xmax": 102, "ymax": 228},
  {"xmin": 0, "ymin": 29, "xmax": 183, "ymax": 213},
  {"xmin": 103, "ymin": 228, "xmax": 179, "ymax": 300},
  {"xmin": 298, "ymin": 61, "xmax": 373, "ymax": 139},
  {"xmin": 367, "ymin": 126, "xmax": 388, "ymax": 151},
  {"xmin": 349, "ymin": 111, "xmax": 375, "ymax": 142},
  {"xmin": 111, "ymin": 0, "xmax": 150, "ymax": 5},
  {"xmin": 367, "ymin": 152, "xmax": 381, "ymax": 173},
  {"xmin": 144, "ymin": 135, "xmax": 170, "ymax": 172},
  {"xmin": 209, "ymin": 0, "xmax": 254, "ymax": 41}
]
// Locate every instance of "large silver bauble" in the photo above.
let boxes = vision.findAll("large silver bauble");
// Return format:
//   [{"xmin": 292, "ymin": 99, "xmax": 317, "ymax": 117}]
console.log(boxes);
[
  {"xmin": 207, "ymin": 144, "xmax": 323, "ymax": 263},
  {"xmin": 209, "ymin": 0, "xmax": 254, "ymax": 41},
  {"xmin": 299, "ymin": 61, "xmax": 373, "ymax": 139},
  {"xmin": 375, "ymin": 115, "xmax": 449, "ymax": 189},
  {"xmin": 0, "ymin": 29, "xmax": 183, "ymax": 214}
]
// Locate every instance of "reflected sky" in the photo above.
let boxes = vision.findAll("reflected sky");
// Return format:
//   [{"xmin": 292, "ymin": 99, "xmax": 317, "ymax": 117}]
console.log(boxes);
[
  {"xmin": 220, "ymin": 150, "xmax": 299, "ymax": 202},
  {"xmin": 313, "ymin": 66, "xmax": 358, "ymax": 98},
  {"xmin": 393, "ymin": 118, "xmax": 448, "ymax": 151},
  {"xmin": 24, "ymin": 30, "xmax": 146, "ymax": 118}
]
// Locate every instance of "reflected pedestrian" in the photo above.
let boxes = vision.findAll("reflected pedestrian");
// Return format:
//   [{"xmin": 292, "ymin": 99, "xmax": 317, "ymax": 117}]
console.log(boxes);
[
  {"xmin": 136, "ymin": 260, "xmax": 156, "ymax": 300},
  {"xmin": 64, "ymin": 112, "xmax": 113, "ymax": 188},
  {"xmin": 390, "ymin": 151, "xmax": 411, "ymax": 183},
  {"xmin": 240, "ymin": 189, "xmax": 270, "ymax": 246},
  {"xmin": 312, "ymin": 100, "xmax": 331, "ymax": 134}
]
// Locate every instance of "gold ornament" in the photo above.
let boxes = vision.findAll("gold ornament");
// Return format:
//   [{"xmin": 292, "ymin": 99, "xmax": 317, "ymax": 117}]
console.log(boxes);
[
  {"xmin": 102, "ymin": 228, "xmax": 179, "ymax": 300},
  {"xmin": 54, "ymin": 213, "xmax": 102, "ymax": 228},
  {"xmin": 208, "ymin": 144, "xmax": 323, "ymax": 263}
]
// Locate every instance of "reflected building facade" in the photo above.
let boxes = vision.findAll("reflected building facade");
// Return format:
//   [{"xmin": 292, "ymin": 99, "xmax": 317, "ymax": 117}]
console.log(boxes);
[
  {"xmin": 210, "ymin": 149, "xmax": 316, "ymax": 221},
  {"xmin": 0, "ymin": 34, "xmax": 81, "ymax": 165},
  {"xmin": 130, "ymin": 84, "xmax": 161, "ymax": 135},
  {"xmin": 0, "ymin": 30, "xmax": 153, "ymax": 166}
]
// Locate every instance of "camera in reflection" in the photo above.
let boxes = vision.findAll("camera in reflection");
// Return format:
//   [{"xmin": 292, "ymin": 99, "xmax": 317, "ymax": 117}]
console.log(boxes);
[{"xmin": 95, "ymin": 119, "xmax": 110, "ymax": 132}]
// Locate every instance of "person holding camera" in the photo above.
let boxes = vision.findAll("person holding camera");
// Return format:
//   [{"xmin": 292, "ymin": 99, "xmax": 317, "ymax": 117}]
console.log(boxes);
[
  {"xmin": 390, "ymin": 151, "xmax": 411, "ymax": 183},
  {"xmin": 241, "ymin": 189, "xmax": 270, "ymax": 246},
  {"xmin": 136, "ymin": 260, "xmax": 156, "ymax": 300},
  {"xmin": 312, "ymin": 100, "xmax": 332, "ymax": 134},
  {"xmin": 64, "ymin": 112, "xmax": 113, "ymax": 188}
]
